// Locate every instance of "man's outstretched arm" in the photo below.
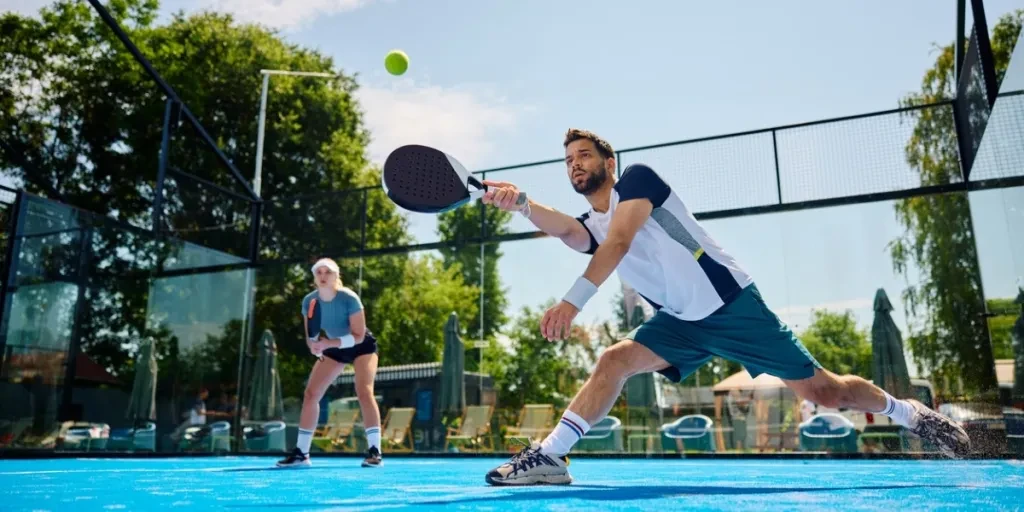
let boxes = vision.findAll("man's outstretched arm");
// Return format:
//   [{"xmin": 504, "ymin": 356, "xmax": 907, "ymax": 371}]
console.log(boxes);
[
  {"xmin": 481, "ymin": 179, "xmax": 595, "ymax": 253},
  {"xmin": 542, "ymin": 198, "xmax": 653, "ymax": 340}
]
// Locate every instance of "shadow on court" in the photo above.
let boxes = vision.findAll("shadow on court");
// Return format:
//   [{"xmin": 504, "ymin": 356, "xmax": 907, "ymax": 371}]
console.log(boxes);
[
  {"xmin": 225, "ymin": 483, "xmax": 968, "ymax": 508},
  {"xmin": 416, "ymin": 484, "xmax": 967, "ymax": 505}
]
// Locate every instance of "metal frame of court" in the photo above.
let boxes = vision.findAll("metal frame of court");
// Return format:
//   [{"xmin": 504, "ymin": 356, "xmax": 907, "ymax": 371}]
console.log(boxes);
[
  {"xmin": 2, "ymin": 0, "xmax": 1011, "ymax": 276},
  {"xmin": 0, "ymin": 0, "xmax": 1021, "ymax": 453}
]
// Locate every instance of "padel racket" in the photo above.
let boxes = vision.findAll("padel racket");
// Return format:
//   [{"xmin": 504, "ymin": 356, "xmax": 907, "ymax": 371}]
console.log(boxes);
[
  {"xmin": 305, "ymin": 298, "xmax": 329, "ymax": 361},
  {"xmin": 382, "ymin": 144, "xmax": 528, "ymax": 213}
]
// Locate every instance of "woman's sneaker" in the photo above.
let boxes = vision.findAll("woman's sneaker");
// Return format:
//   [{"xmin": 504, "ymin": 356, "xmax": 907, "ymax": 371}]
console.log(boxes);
[
  {"xmin": 361, "ymin": 446, "xmax": 383, "ymax": 468},
  {"xmin": 276, "ymin": 447, "xmax": 311, "ymax": 468},
  {"xmin": 485, "ymin": 441, "xmax": 572, "ymax": 486}
]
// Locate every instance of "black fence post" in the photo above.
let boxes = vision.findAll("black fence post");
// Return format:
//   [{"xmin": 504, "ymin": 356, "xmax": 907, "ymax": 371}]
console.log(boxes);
[
  {"xmin": 956, "ymin": 0, "xmax": 966, "ymax": 80},
  {"xmin": 970, "ymin": 0, "xmax": 998, "ymax": 108},
  {"xmin": 0, "ymin": 190, "xmax": 26, "ymax": 371},
  {"xmin": 360, "ymin": 190, "xmax": 368, "ymax": 254},
  {"xmin": 153, "ymin": 98, "xmax": 174, "ymax": 233},
  {"xmin": 60, "ymin": 225, "xmax": 92, "ymax": 422},
  {"xmin": 248, "ymin": 200, "xmax": 262, "ymax": 264},
  {"xmin": 772, "ymin": 130, "xmax": 782, "ymax": 204}
]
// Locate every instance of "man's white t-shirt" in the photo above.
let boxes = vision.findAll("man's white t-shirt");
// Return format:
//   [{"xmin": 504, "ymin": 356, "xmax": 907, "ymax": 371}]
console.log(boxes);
[{"xmin": 575, "ymin": 163, "xmax": 754, "ymax": 321}]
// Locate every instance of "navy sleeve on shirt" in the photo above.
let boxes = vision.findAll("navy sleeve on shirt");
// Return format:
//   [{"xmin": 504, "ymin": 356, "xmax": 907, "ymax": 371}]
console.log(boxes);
[
  {"xmin": 613, "ymin": 163, "xmax": 671, "ymax": 208},
  {"xmin": 575, "ymin": 212, "xmax": 600, "ymax": 255}
]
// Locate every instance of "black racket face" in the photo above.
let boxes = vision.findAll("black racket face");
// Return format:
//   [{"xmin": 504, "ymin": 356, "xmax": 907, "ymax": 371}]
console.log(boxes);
[{"xmin": 382, "ymin": 145, "xmax": 471, "ymax": 213}]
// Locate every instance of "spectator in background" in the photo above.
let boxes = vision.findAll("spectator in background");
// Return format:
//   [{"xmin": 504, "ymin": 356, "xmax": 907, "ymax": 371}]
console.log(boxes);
[{"xmin": 170, "ymin": 387, "xmax": 208, "ymax": 442}]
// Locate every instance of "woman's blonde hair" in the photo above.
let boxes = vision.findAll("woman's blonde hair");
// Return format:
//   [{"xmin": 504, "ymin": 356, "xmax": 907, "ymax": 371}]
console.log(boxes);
[{"xmin": 311, "ymin": 258, "xmax": 344, "ymax": 291}]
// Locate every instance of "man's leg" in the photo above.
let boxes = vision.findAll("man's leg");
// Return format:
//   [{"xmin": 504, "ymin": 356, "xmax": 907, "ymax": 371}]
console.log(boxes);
[
  {"xmin": 540, "ymin": 340, "xmax": 670, "ymax": 456},
  {"xmin": 784, "ymin": 367, "xmax": 970, "ymax": 458},
  {"xmin": 690, "ymin": 283, "xmax": 969, "ymax": 458},
  {"xmin": 485, "ymin": 339, "xmax": 672, "ymax": 486}
]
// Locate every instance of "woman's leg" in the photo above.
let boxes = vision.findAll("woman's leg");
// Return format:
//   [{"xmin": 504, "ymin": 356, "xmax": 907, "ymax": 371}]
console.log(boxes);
[
  {"xmin": 353, "ymin": 353, "xmax": 382, "ymax": 465},
  {"xmin": 279, "ymin": 357, "xmax": 347, "ymax": 466}
]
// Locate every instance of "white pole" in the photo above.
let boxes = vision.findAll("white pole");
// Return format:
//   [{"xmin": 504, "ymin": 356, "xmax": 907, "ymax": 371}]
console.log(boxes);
[
  {"xmin": 254, "ymin": 69, "xmax": 335, "ymax": 196},
  {"xmin": 479, "ymin": 242, "xmax": 485, "ymax": 401},
  {"xmin": 240, "ymin": 68, "xmax": 339, "ymax": 421},
  {"xmin": 240, "ymin": 73, "xmax": 269, "ymax": 419},
  {"xmin": 254, "ymin": 73, "xmax": 270, "ymax": 197}
]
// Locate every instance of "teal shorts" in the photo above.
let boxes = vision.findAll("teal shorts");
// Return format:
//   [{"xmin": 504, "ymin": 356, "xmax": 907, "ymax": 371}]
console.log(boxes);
[{"xmin": 626, "ymin": 284, "xmax": 821, "ymax": 382}]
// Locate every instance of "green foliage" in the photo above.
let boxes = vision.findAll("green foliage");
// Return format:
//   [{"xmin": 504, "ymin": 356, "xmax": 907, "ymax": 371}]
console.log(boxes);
[
  {"xmin": 799, "ymin": 309, "xmax": 872, "ymax": 379},
  {"xmin": 0, "ymin": 1, "xmax": 491, "ymax": 407},
  {"xmin": 485, "ymin": 301, "xmax": 595, "ymax": 411},
  {"xmin": 369, "ymin": 254, "xmax": 480, "ymax": 367},
  {"xmin": 987, "ymin": 297, "xmax": 1019, "ymax": 360},
  {"xmin": 890, "ymin": 10, "xmax": 1022, "ymax": 396},
  {"xmin": 436, "ymin": 202, "xmax": 513, "ymax": 339}
]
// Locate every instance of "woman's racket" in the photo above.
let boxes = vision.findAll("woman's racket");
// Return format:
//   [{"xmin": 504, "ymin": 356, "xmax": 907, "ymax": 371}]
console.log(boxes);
[
  {"xmin": 305, "ymin": 298, "xmax": 328, "ymax": 361},
  {"xmin": 382, "ymin": 144, "xmax": 527, "ymax": 213}
]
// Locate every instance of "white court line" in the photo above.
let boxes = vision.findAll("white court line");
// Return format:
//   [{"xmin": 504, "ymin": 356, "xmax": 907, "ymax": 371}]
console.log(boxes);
[{"xmin": 0, "ymin": 466, "xmax": 281, "ymax": 476}]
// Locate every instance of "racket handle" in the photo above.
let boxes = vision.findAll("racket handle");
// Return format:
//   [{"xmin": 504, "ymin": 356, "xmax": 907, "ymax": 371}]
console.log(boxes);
[{"xmin": 476, "ymin": 184, "xmax": 528, "ymax": 207}]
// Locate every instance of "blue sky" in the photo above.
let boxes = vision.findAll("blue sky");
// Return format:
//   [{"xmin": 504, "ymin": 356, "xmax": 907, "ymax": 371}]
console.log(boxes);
[{"xmin": 4, "ymin": 0, "xmax": 1023, "ymax": 375}]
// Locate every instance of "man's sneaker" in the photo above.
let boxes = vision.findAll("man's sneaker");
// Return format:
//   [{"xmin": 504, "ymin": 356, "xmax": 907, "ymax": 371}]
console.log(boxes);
[
  {"xmin": 276, "ymin": 447, "xmax": 311, "ymax": 468},
  {"xmin": 485, "ymin": 441, "xmax": 571, "ymax": 486},
  {"xmin": 907, "ymin": 399, "xmax": 971, "ymax": 458},
  {"xmin": 361, "ymin": 446, "xmax": 383, "ymax": 468}
]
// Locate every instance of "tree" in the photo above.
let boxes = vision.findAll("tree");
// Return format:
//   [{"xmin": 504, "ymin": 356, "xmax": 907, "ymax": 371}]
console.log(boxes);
[
  {"xmin": 890, "ymin": 10, "xmax": 1022, "ymax": 396},
  {"xmin": 798, "ymin": 309, "xmax": 873, "ymax": 379},
  {"xmin": 369, "ymin": 254, "xmax": 480, "ymax": 367},
  {"xmin": 436, "ymin": 202, "xmax": 513, "ymax": 340},
  {"xmin": 485, "ymin": 301, "xmax": 593, "ymax": 414},
  {"xmin": 986, "ymin": 296, "xmax": 1020, "ymax": 359},
  {"xmin": 0, "ymin": 1, "xmax": 482, "ymax": 407}
]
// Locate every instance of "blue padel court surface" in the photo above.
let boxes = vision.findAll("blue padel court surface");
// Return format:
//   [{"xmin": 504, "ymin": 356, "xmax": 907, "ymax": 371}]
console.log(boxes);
[{"xmin": 2, "ymin": 456, "xmax": 1022, "ymax": 511}]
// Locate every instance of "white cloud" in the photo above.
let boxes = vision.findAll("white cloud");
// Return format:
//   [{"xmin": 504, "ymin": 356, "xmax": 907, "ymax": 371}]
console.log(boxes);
[
  {"xmin": 0, "ymin": 0, "xmax": 51, "ymax": 17},
  {"xmin": 195, "ymin": 0, "xmax": 380, "ymax": 30},
  {"xmin": 356, "ymin": 79, "xmax": 528, "ymax": 169},
  {"xmin": 2, "ymin": 0, "xmax": 378, "ymax": 28}
]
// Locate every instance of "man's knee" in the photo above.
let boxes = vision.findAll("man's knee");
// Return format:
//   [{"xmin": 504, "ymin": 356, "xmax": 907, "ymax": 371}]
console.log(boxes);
[
  {"xmin": 594, "ymin": 341, "xmax": 649, "ymax": 380},
  {"xmin": 793, "ymin": 371, "xmax": 848, "ymax": 409}
]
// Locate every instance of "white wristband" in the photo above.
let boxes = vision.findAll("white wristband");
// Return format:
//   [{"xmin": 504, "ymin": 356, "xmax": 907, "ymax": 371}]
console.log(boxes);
[
  {"xmin": 562, "ymin": 277, "xmax": 598, "ymax": 310},
  {"xmin": 340, "ymin": 334, "xmax": 355, "ymax": 349}
]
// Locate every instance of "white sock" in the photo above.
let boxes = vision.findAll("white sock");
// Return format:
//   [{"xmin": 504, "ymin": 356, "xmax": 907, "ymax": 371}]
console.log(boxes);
[
  {"xmin": 365, "ymin": 426, "xmax": 381, "ymax": 454},
  {"xmin": 540, "ymin": 410, "xmax": 590, "ymax": 456},
  {"xmin": 880, "ymin": 392, "xmax": 916, "ymax": 428},
  {"xmin": 296, "ymin": 428, "xmax": 314, "ymax": 455}
]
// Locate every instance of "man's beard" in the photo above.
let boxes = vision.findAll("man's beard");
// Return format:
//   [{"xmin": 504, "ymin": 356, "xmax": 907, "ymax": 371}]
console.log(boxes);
[{"xmin": 572, "ymin": 167, "xmax": 609, "ymax": 195}]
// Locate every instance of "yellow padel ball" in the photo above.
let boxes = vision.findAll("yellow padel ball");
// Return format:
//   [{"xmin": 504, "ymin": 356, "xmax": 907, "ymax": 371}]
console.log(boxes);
[{"xmin": 385, "ymin": 50, "xmax": 409, "ymax": 76}]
